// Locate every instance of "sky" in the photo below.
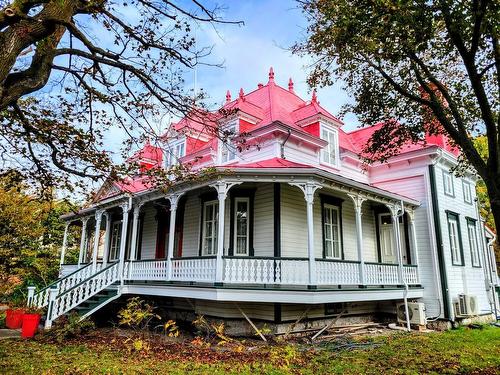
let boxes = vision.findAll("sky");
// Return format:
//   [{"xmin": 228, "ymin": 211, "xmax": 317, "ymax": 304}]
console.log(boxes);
[{"xmin": 183, "ymin": 0, "xmax": 359, "ymax": 130}]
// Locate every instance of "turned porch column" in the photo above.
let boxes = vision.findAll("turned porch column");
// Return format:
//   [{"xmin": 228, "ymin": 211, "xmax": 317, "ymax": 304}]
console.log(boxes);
[
  {"xmin": 348, "ymin": 194, "xmax": 367, "ymax": 285},
  {"xmin": 102, "ymin": 212, "xmax": 112, "ymax": 267},
  {"xmin": 118, "ymin": 201, "xmax": 131, "ymax": 284},
  {"xmin": 129, "ymin": 203, "xmax": 144, "ymax": 261},
  {"xmin": 59, "ymin": 222, "xmax": 70, "ymax": 266},
  {"xmin": 92, "ymin": 209, "xmax": 105, "ymax": 272},
  {"xmin": 388, "ymin": 203, "xmax": 405, "ymax": 285},
  {"xmin": 78, "ymin": 217, "xmax": 90, "ymax": 265},
  {"xmin": 211, "ymin": 181, "xmax": 241, "ymax": 283},
  {"xmin": 289, "ymin": 182, "xmax": 321, "ymax": 287},
  {"xmin": 166, "ymin": 193, "xmax": 184, "ymax": 280}
]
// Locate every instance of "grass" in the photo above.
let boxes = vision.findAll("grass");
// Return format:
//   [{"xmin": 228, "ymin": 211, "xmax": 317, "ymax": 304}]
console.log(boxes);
[{"xmin": 0, "ymin": 326, "xmax": 499, "ymax": 374}]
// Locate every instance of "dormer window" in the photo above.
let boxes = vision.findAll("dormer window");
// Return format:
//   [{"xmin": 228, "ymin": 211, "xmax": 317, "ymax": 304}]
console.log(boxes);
[
  {"xmin": 320, "ymin": 123, "xmax": 339, "ymax": 167},
  {"xmin": 165, "ymin": 139, "xmax": 185, "ymax": 167},
  {"xmin": 219, "ymin": 119, "xmax": 238, "ymax": 164}
]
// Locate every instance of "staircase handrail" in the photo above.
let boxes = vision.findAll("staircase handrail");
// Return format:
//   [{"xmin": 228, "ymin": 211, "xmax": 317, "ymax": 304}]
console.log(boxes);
[
  {"xmin": 31, "ymin": 263, "xmax": 93, "ymax": 308},
  {"xmin": 45, "ymin": 262, "xmax": 120, "ymax": 328}
]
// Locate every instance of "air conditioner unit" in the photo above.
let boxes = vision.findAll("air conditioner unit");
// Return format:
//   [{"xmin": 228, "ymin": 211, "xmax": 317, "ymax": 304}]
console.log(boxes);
[
  {"xmin": 455, "ymin": 294, "xmax": 479, "ymax": 317},
  {"xmin": 396, "ymin": 302, "xmax": 427, "ymax": 326}
]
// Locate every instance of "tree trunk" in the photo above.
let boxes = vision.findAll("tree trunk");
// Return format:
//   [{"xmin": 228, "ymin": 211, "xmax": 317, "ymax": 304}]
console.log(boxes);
[{"xmin": 486, "ymin": 178, "xmax": 500, "ymax": 274}]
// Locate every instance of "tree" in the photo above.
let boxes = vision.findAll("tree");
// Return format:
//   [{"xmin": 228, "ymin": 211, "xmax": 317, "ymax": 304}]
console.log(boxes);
[
  {"xmin": 0, "ymin": 1, "xmax": 238, "ymax": 194},
  {"xmin": 0, "ymin": 171, "xmax": 80, "ymax": 300},
  {"xmin": 294, "ymin": 0, "xmax": 500, "ymax": 264}
]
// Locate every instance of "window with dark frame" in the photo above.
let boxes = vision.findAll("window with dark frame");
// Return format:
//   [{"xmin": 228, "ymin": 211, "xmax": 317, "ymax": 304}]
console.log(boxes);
[
  {"xmin": 202, "ymin": 200, "xmax": 219, "ymax": 255},
  {"xmin": 462, "ymin": 180, "xmax": 473, "ymax": 204},
  {"xmin": 446, "ymin": 211, "xmax": 464, "ymax": 266},
  {"xmin": 234, "ymin": 197, "xmax": 250, "ymax": 255},
  {"xmin": 109, "ymin": 221, "xmax": 122, "ymax": 261},
  {"xmin": 320, "ymin": 195, "xmax": 343, "ymax": 259},
  {"xmin": 466, "ymin": 218, "xmax": 481, "ymax": 267},
  {"xmin": 443, "ymin": 170, "xmax": 455, "ymax": 197}
]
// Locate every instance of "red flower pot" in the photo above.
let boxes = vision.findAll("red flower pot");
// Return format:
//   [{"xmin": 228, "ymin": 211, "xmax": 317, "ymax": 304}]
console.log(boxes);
[
  {"xmin": 5, "ymin": 308, "xmax": 24, "ymax": 329},
  {"xmin": 21, "ymin": 313, "xmax": 41, "ymax": 338}
]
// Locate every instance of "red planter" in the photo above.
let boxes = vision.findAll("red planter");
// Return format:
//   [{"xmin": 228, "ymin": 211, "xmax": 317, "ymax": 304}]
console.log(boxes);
[
  {"xmin": 21, "ymin": 313, "xmax": 41, "ymax": 338},
  {"xmin": 5, "ymin": 309, "xmax": 24, "ymax": 329}
]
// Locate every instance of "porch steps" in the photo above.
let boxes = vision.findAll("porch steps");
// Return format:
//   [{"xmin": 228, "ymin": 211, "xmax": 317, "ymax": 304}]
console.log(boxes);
[{"xmin": 73, "ymin": 287, "xmax": 121, "ymax": 319}]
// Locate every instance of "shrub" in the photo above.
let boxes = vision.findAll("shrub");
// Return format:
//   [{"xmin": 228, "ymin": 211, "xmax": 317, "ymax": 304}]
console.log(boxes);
[
  {"xmin": 118, "ymin": 297, "xmax": 160, "ymax": 330},
  {"xmin": 43, "ymin": 312, "xmax": 95, "ymax": 343}
]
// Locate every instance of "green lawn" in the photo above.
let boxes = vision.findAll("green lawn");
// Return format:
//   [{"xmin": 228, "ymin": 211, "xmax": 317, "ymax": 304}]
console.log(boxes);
[{"xmin": 0, "ymin": 326, "xmax": 499, "ymax": 374}]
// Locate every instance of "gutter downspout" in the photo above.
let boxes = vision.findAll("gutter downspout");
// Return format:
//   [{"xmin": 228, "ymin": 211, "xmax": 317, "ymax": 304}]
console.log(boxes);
[
  {"xmin": 428, "ymin": 156, "xmax": 453, "ymax": 321},
  {"xmin": 280, "ymin": 129, "xmax": 292, "ymax": 159}
]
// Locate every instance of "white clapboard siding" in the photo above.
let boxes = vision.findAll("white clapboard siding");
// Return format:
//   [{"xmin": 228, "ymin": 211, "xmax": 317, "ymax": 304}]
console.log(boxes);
[
  {"xmin": 182, "ymin": 191, "xmax": 202, "ymax": 257},
  {"xmin": 433, "ymin": 163, "xmax": 491, "ymax": 315},
  {"xmin": 253, "ymin": 183, "xmax": 274, "ymax": 256},
  {"xmin": 280, "ymin": 184, "xmax": 308, "ymax": 258},
  {"xmin": 375, "ymin": 171, "xmax": 442, "ymax": 317},
  {"xmin": 139, "ymin": 205, "xmax": 157, "ymax": 259}
]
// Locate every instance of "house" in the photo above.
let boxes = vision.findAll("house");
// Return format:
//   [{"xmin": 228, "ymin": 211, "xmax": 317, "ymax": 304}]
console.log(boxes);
[{"xmin": 28, "ymin": 68, "xmax": 499, "ymax": 333}]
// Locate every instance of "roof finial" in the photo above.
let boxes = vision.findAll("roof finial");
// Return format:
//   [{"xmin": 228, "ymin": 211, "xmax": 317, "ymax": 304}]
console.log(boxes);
[
  {"xmin": 239, "ymin": 87, "xmax": 244, "ymax": 100},
  {"xmin": 311, "ymin": 89, "xmax": 318, "ymax": 103},
  {"xmin": 288, "ymin": 77, "xmax": 294, "ymax": 92},
  {"xmin": 225, "ymin": 90, "xmax": 231, "ymax": 103},
  {"xmin": 268, "ymin": 67, "xmax": 275, "ymax": 82}
]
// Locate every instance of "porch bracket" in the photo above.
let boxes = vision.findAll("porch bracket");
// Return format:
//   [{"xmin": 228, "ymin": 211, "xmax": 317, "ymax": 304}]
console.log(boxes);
[
  {"xmin": 347, "ymin": 193, "xmax": 367, "ymax": 285},
  {"xmin": 288, "ymin": 181, "xmax": 322, "ymax": 286},
  {"xmin": 210, "ymin": 181, "xmax": 242, "ymax": 283}
]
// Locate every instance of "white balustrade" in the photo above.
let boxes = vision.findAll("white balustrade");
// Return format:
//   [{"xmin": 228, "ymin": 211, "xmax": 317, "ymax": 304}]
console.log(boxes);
[
  {"xmin": 49, "ymin": 262, "xmax": 121, "ymax": 323},
  {"xmin": 127, "ymin": 260, "xmax": 169, "ymax": 280},
  {"xmin": 403, "ymin": 265, "xmax": 420, "ymax": 285},
  {"xmin": 170, "ymin": 257, "xmax": 216, "ymax": 282},
  {"xmin": 316, "ymin": 260, "xmax": 361, "ymax": 285},
  {"xmin": 31, "ymin": 263, "xmax": 102, "ymax": 308},
  {"xmin": 223, "ymin": 257, "xmax": 309, "ymax": 285},
  {"xmin": 115, "ymin": 257, "xmax": 419, "ymax": 288},
  {"xmin": 364, "ymin": 263, "xmax": 400, "ymax": 285},
  {"xmin": 224, "ymin": 257, "xmax": 276, "ymax": 284}
]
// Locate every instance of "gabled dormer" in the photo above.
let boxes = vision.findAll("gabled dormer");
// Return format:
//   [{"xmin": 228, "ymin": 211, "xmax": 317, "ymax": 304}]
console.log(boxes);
[{"xmin": 293, "ymin": 90, "xmax": 344, "ymax": 170}]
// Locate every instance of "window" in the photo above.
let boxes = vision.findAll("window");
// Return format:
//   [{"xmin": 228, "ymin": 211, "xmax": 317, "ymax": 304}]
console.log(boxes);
[
  {"xmin": 466, "ymin": 218, "xmax": 481, "ymax": 267},
  {"xmin": 202, "ymin": 200, "xmax": 219, "ymax": 255},
  {"xmin": 165, "ymin": 139, "xmax": 185, "ymax": 167},
  {"xmin": 320, "ymin": 124, "xmax": 339, "ymax": 167},
  {"xmin": 109, "ymin": 221, "xmax": 122, "ymax": 261},
  {"xmin": 463, "ymin": 181, "xmax": 473, "ymax": 204},
  {"xmin": 233, "ymin": 198, "xmax": 250, "ymax": 255},
  {"xmin": 443, "ymin": 171, "xmax": 454, "ymax": 197},
  {"xmin": 447, "ymin": 212, "xmax": 463, "ymax": 265},
  {"xmin": 323, "ymin": 203, "xmax": 342, "ymax": 259},
  {"xmin": 219, "ymin": 120, "xmax": 238, "ymax": 164}
]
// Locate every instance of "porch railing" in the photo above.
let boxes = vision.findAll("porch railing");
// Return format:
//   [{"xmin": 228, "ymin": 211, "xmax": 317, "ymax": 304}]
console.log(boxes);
[
  {"xmin": 78, "ymin": 257, "xmax": 420, "ymax": 287},
  {"xmin": 316, "ymin": 259, "xmax": 361, "ymax": 285},
  {"xmin": 171, "ymin": 256, "xmax": 217, "ymax": 282},
  {"xmin": 223, "ymin": 257, "xmax": 309, "ymax": 285},
  {"xmin": 365, "ymin": 262, "xmax": 400, "ymax": 285}
]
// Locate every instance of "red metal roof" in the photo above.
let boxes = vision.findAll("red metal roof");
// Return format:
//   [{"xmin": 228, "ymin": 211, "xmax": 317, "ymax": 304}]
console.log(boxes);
[{"xmin": 222, "ymin": 157, "xmax": 312, "ymax": 169}]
